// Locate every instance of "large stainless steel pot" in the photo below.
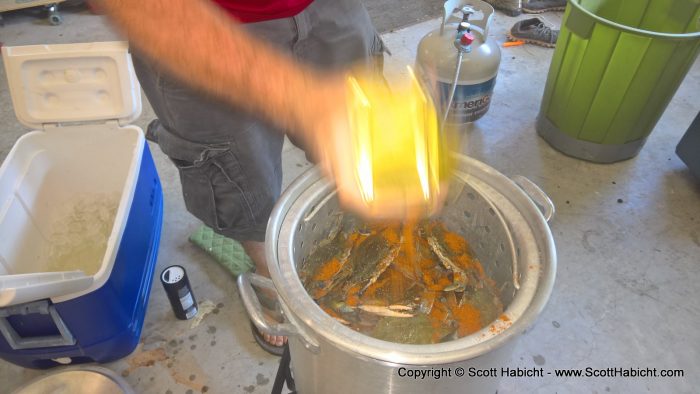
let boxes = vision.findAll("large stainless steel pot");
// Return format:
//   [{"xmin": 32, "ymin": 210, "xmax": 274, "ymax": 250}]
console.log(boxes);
[{"xmin": 238, "ymin": 156, "xmax": 556, "ymax": 393}]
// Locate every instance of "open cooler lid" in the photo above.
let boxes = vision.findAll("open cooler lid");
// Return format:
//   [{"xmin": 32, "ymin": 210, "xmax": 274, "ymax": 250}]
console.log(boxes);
[{"xmin": 2, "ymin": 41, "xmax": 142, "ymax": 129}]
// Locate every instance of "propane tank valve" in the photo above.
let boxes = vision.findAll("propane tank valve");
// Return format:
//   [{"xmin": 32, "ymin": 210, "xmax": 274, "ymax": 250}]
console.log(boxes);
[
  {"xmin": 456, "ymin": 32, "xmax": 474, "ymax": 52},
  {"xmin": 461, "ymin": 6, "xmax": 476, "ymax": 16},
  {"xmin": 460, "ymin": 33, "xmax": 474, "ymax": 46},
  {"xmin": 455, "ymin": 7, "xmax": 475, "ymax": 52}
]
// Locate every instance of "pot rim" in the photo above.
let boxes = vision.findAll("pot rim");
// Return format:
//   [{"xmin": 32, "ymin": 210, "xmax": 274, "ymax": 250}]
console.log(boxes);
[{"xmin": 266, "ymin": 157, "xmax": 556, "ymax": 365}]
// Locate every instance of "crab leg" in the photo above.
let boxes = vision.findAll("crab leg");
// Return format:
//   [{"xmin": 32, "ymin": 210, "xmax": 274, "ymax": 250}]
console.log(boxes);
[
  {"xmin": 427, "ymin": 236, "xmax": 468, "ymax": 291},
  {"xmin": 358, "ymin": 305, "xmax": 414, "ymax": 318},
  {"xmin": 388, "ymin": 304, "xmax": 414, "ymax": 311}
]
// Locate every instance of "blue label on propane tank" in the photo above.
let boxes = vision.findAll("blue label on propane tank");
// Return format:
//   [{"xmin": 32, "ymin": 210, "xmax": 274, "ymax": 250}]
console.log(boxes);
[{"xmin": 438, "ymin": 77, "xmax": 496, "ymax": 124}]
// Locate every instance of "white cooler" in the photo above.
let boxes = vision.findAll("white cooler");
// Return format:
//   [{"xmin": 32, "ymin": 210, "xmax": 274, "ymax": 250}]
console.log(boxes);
[{"xmin": 0, "ymin": 42, "xmax": 163, "ymax": 368}]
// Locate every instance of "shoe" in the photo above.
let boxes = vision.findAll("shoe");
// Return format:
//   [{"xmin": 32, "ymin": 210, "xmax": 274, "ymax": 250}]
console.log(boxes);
[
  {"xmin": 484, "ymin": 0, "xmax": 522, "ymax": 17},
  {"xmin": 523, "ymin": 0, "xmax": 567, "ymax": 13},
  {"xmin": 507, "ymin": 18, "xmax": 559, "ymax": 47}
]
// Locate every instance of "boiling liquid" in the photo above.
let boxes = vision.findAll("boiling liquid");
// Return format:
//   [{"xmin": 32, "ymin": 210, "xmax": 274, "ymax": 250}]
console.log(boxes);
[{"xmin": 44, "ymin": 193, "xmax": 120, "ymax": 275}]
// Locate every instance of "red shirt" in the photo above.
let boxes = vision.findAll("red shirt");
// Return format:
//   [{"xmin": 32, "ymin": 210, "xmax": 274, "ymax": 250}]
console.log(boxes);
[{"xmin": 211, "ymin": 0, "xmax": 314, "ymax": 23}]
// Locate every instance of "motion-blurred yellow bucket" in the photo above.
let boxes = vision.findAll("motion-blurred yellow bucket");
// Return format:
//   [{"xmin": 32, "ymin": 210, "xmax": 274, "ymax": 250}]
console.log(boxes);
[{"xmin": 345, "ymin": 68, "xmax": 453, "ymax": 217}]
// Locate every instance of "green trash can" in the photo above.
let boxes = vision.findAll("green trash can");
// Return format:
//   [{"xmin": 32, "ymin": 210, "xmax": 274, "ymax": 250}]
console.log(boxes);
[{"xmin": 537, "ymin": 0, "xmax": 700, "ymax": 163}]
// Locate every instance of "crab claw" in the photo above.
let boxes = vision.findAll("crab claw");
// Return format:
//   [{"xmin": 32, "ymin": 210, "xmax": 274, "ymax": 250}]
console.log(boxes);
[
  {"xmin": 443, "ymin": 271, "xmax": 468, "ymax": 292},
  {"xmin": 443, "ymin": 282, "xmax": 465, "ymax": 292}
]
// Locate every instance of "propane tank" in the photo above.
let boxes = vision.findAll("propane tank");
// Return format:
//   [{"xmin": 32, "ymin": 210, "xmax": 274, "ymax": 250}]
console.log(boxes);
[{"xmin": 416, "ymin": 0, "xmax": 501, "ymax": 126}]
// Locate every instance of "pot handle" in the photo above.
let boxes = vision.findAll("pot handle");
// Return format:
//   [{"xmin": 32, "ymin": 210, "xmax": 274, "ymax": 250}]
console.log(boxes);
[
  {"xmin": 237, "ymin": 273, "xmax": 320, "ymax": 353},
  {"xmin": 511, "ymin": 175, "xmax": 555, "ymax": 222}
]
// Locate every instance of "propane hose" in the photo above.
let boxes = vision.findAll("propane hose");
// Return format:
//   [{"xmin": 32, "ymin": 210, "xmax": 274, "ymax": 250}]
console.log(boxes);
[{"xmin": 441, "ymin": 50, "xmax": 463, "ymax": 132}]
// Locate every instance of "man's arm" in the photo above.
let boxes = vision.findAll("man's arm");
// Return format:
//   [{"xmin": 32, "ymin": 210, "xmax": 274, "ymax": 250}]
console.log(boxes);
[
  {"xmin": 96, "ymin": 0, "xmax": 377, "ymax": 215},
  {"xmin": 94, "ymin": 0, "xmax": 343, "ymax": 137}
]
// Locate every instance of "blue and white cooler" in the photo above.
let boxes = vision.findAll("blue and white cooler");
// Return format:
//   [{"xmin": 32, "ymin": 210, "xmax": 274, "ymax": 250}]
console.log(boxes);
[{"xmin": 0, "ymin": 42, "xmax": 163, "ymax": 368}]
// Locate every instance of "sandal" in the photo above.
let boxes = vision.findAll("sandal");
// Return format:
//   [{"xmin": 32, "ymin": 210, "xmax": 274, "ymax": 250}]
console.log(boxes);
[
  {"xmin": 250, "ymin": 288, "xmax": 286, "ymax": 356},
  {"xmin": 251, "ymin": 321, "xmax": 285, "ymax": 356}
]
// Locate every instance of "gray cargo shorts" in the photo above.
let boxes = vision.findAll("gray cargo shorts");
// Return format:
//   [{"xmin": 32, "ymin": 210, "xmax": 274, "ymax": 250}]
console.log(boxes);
[{"xmin": 132, "ymin": 0, "xmax": 385, "ymax": 242}]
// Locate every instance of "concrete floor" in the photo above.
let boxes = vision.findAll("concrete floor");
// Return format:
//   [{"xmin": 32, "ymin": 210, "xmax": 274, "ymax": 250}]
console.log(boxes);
[
  {"xmin": 360, "ymin": 0, "xmax": 442, "ymax": 33},
  {"xmin": 1, "ymin": 4, "xmax": 699, "ymax": 394}
]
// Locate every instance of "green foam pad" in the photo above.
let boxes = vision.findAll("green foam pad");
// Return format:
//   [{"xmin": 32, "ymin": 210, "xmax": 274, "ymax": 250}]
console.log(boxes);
[{"xmin": 189, "ymin": 225, "xmax": 254, "ymax": 276}]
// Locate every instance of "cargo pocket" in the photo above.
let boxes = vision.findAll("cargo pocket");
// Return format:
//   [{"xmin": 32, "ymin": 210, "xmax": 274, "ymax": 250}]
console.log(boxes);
[{"xmin": 172, "ymin": 150, "xmax": 256, "ymax": 233}]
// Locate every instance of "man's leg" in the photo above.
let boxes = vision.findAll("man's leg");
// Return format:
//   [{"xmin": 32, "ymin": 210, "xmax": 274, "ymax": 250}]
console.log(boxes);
[
  {"xmin": 292, "ymin": 0, "xmax": 385, "ymax": 72},
  {"xmin": 134, "ymin": 0, "xmax": 382, "ymax": 253},
  {"xmin": 132, "ymin": 59, "xmax": 284, "ymax": 242},
  {"xmin": 235, "ymin": 0, "xmax": 384, "ymax": 280},
  {"xmin": 282, "ymin": 0, "xmax": 385, "ymax": 156},
  {"xmin": 131, "ymin": 9, "xmax": 299, "ymax": 247},
  {"xmin": 241, "ymin": 241, "xmax": 269, "ymax": 278},
  {"xmin": 132, "ymin": 45, "xmax": 289, "ymax": 349}
]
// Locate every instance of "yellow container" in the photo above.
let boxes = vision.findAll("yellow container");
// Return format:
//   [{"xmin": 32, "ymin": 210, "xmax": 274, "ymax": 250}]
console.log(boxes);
[{"xmin": 345, "ymin": 68, "xmax": 452, "ymax": 216}]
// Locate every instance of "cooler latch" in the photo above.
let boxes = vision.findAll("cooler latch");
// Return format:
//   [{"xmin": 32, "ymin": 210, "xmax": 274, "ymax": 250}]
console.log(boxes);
[{"xmin": 0, "ymin": 299, "xmax": 76, "ymax": 350}]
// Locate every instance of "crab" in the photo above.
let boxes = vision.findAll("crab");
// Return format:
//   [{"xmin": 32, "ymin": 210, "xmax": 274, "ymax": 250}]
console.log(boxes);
[
  {"xmin": 330, "ymin": 230, "xmax": 401, "ymax": 295},
  {"xmin": 460, "ymin": 283, "xmax": 503, "ymax": 326},
  {"xmin": 299, "ymin": 215, "xmax": 364, "ymax": 300},
  {"xmin": 371, "ymin": 314, "xmax": 455, "ymax": 345},
  {"xmin": 302, "ymin": 217, "xmax": 503, "ymax": 345},
  {"xmin": 421, "ymin": 221, "xmax": 483, "ymax": 293}
]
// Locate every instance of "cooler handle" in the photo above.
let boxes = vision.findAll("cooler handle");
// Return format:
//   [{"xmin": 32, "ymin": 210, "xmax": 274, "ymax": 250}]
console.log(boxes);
[
  {"xmin": 237, "ymin": 273, "xmax": 320, "ymax": 354},
  {"xmin": 0, "ymin": 299, "xmax": 76, "ymax": 350}
]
